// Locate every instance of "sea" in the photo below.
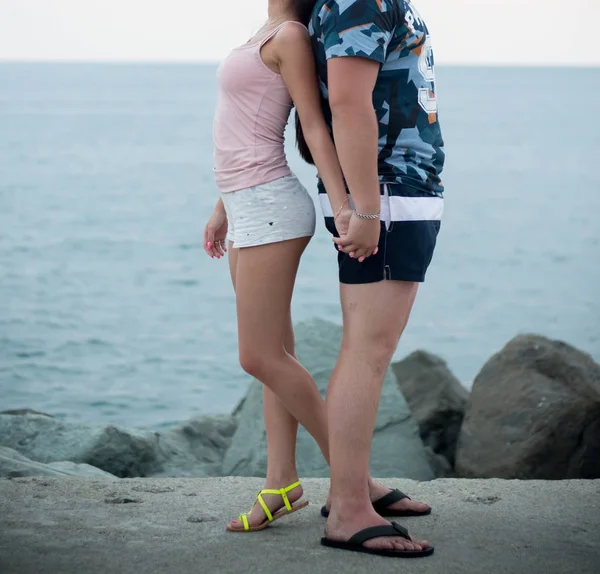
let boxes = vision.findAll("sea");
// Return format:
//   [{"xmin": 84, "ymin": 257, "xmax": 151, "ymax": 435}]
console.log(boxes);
[{"xmin": 1, "ymin": 63, "xmax": 599, "ymax": 429}]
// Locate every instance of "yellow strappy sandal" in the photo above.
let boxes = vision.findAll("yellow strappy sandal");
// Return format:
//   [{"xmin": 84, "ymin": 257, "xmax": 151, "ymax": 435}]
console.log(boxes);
[{"xmin": 226, "ymin": 480, "xmax": 308, "ymax": 533}]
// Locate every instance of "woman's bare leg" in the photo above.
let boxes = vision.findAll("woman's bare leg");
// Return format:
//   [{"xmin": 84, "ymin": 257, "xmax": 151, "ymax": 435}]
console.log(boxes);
[
  {"xmin": 233, "ymin": 237, "xmax": 329, "ymax": 460},
  {"xmin": 227, "ymin": 240, "xmax": 327, "ymax": 527}
]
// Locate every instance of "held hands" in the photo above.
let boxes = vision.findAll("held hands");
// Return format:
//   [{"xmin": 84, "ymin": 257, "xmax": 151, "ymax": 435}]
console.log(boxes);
[
  {"xmin": 333, "ymin": 211, "xmax": 380, "ymax": 263},
  {"xmin": 333, "ymin": 205, "xmax": 353, "ymax": 238},
  {"xmin": 203, "ymin": 204, "xmax": 228, "ymax": 259}
]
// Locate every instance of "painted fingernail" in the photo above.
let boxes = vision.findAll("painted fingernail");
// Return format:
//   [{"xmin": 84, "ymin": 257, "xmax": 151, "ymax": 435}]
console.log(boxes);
[
  {"xmin": 374, "ymin": 247, "xmax": 379, "ymax": 255},
  {"xmin": 207, "ymin": 242, "xmax": 213, "ymax": 249}
]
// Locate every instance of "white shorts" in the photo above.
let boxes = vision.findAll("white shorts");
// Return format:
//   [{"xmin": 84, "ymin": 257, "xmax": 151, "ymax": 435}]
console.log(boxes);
[{"xmin": 221, "ymin": 174, "xmax": 316, "ymax": 248}]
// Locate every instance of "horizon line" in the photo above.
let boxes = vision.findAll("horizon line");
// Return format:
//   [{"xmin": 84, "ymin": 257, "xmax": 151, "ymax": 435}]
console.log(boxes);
[{"xmin": 1, "ymin": 59, "xmax": 599, "ymax": 68}]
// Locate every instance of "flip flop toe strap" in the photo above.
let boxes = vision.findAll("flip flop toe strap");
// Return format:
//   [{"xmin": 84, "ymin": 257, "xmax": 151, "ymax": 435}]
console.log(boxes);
[
  {"xmin": 348, "ymin": 522, "xmax": 411, "ymax": 546},
  {"xmin": 372, "ymin": 489, "xmax": 409, "ymax": 513}
]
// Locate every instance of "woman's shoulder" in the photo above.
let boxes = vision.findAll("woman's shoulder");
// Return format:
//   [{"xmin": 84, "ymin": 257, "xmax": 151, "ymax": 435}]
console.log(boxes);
[
  {"xmin": 274, "ymin": 21, "xmax": 310, "ymax": 45},
  {"xmin": 270, "ymin": 21, "xmax": 311, "ymax": 63}
]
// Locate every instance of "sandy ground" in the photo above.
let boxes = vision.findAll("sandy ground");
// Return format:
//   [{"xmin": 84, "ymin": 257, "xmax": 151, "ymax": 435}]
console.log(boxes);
[{"xmin": 1, "ymin": 477, "xmax": 599, "ymax": 574}]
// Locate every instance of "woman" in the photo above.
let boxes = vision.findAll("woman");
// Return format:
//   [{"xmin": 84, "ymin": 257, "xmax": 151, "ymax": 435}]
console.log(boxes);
[
  {"xmin": 203, "ymin": 0, "xmax": 429, "ymax": 535},
  {"xmin": 204, "ymin": 0, "xmax": 350, "ymax": 533}
]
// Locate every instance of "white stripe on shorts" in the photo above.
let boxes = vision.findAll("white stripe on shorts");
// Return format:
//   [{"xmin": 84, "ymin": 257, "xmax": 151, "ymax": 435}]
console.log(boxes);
[{"xmin": 319, "ymin": 186, "xmax": 444, "ymax": 223}]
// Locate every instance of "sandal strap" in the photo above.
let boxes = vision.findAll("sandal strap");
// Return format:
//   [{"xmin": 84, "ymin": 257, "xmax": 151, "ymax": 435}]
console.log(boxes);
[
  {"xmin": 279, "ymin": 480, "xmax": 301, "ymax": 511},
  {"xmin": 348, "ymin": 522, "xmax": 410, "ymax": 546},
  {"xmin": 281, "ymin": 480, "xmax": 302, "ymax": 493},
  {"xmin": 372, "ymin": 489, "xmax": 409, "ymax": 512},
  {"xmin": 240, "ymin": 513, "xmax": 250, "ymax": 531},
  {"xmin": 279, "ymin": 490, "xmax": 292, "ymax": 512},
  {"xmin": 256, "ymin": 492, "xmax": 275, "ymax": 522},
  {"xmin": 256, "ymin": 481, "xmax": 302, "ymax": 516},
  {"xmin": 250, "ymin": 481, "xmax": 303, "ymax": 523}
]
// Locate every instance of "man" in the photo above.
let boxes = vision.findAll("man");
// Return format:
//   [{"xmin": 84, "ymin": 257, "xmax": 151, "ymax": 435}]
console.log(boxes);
[{"xmin": 309, "ymin": 0, "xmax": 444, "ymax": 558}]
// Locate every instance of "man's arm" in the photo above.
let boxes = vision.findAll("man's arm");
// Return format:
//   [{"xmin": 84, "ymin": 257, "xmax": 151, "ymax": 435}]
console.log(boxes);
[
  {"xmin": 327, "ymin": 57, "xmax": 381, "ymax": 216},
  {"xmin": 319, "ymin": 0, "xmax": 394, "ymax": 259},
  {"xmin": 328, "ymin": 58, "xmax": 382, "ymax": 261}
]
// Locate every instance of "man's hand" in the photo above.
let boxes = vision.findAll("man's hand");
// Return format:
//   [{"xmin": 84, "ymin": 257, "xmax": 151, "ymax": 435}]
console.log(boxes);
[
  {"xmin": 333, "ymin": 213, "xmax": 380, "ymax": 262},
  {"xmin": 203, "ymin": 204, "xmax": 228, "ymax": 259}
]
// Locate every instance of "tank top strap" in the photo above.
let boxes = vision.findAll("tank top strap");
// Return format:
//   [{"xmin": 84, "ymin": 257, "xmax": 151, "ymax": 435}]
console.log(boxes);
[{"xmin": 259, "ymin": 21, "xmax": 308, "ymax": 48}]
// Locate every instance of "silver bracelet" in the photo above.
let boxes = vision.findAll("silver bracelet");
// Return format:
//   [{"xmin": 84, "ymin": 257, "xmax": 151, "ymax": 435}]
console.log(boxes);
[{"xmin": 353, "ymin": 209, "xmax": 381, "ymax": 220}]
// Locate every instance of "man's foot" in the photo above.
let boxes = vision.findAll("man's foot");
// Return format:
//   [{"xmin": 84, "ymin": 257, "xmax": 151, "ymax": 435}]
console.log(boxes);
[
  {"xmin": 325, "ymin": 505, "xmax": 430, "ymax": 553},
  {"xmin": 323, "ymin": 480, "xmax": 430, "ymax": 516},
  {"xmin": 228, "ymin": 481, "xmax": 304, "ymax": 530},
  {"xmin": 368, "ymin": 479, "xmax": 430, "ymax": 515}
]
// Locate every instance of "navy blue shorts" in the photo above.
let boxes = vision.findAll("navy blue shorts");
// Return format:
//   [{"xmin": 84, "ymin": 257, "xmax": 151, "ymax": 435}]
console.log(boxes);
[{"xmin": 320, "ymin": 184, "xmax": 443, "ymax": 284}]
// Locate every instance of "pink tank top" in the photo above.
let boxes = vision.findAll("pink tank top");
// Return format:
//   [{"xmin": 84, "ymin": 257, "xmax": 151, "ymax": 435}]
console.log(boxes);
[{"xmin": 213, "ymin": 23, "xmax": 303, "ymax": 193}]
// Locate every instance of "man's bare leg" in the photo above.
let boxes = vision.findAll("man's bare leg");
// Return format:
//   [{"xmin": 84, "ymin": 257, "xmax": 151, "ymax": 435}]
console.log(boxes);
[{"xmin": 325, "ymin": 279, "xmax": 429, "ymax": 551}]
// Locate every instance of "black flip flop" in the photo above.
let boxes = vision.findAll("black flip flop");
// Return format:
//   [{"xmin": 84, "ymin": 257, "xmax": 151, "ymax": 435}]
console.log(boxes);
[
  {"xmin": 321, "ymin": 521, "xmax": 434, "ymax": 558},
  {"xmin": 320, "ymin": 489, "xmax": 432, "ymax": 518}
]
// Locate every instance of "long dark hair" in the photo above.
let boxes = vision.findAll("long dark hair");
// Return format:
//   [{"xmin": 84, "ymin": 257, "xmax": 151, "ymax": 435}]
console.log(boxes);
[
  {"xmin": 291, "ymin": 3, "xmax": 407, "ymax": 165},
  {"xmin": 292, "ymin": 0, "xmax": 319, "ymax": 165}
]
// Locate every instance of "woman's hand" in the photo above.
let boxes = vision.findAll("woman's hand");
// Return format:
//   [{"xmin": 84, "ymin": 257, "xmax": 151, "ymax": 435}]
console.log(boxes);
[
  {"xmin": 333, "ymin": 213, "xmax": 380, "ymax": 263},
  {"xmin": 203, "ymin": 204, "xmax": 228, "ymax": 259}
]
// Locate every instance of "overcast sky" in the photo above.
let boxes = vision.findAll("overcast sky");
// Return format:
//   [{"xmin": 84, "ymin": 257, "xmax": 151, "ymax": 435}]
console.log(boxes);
[{"xmin": 1, "ymin": 0, "xmax": 599, "ymax": 65}]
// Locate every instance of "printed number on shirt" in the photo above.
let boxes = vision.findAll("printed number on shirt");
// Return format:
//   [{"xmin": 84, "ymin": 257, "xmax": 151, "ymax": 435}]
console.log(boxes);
[{"xmin": 417, "ymin": 35, "xmax": 437, "ymax": 114}]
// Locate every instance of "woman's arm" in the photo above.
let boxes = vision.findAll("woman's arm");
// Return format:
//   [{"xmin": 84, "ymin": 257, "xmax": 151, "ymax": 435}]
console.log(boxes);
[
  {"xmin": 203, "ymin": 198, "xmax": 228, "ymax": 259},
  {"xmin": 275, "ymin": 24, "xmax": 348, "ymax": 217}
]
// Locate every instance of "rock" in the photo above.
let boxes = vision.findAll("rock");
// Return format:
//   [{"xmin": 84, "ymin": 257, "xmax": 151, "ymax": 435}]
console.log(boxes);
[
  {"xmin": 153, "ymin": 415, "xmax": 237, "ymax": 477},
  {"xmin": 44, "ymin": 461, "xmax": 117, "ymax": 478},
  {"xmin": 0, "ymin": 414, "xmax": 162, "ymax": 478},
  {"xmin": 0, "ymin": 409, "xmax": 54, "ymax": 417},
  {"xmin": 0, "ymin": 447, "xmax": 116, "ymax": 478},
  {"xmin": 455, "ymin": 335, "xmax": 600, "ymax": 479},
  {"xmin": 0, "ymin": 413, "xmax": 237, "ymax": 479},
  {"xmin": 392, "ymin": 351, "xmax": 468, "ymax": 468},
  {"xmin": 104, "ymin": 496, "xmax": 142, "ymax": 504},
  {"xmin": 186, "ymin": 515, "xmax": 218, "ymax": 523},
  {"xmin": 131, "ymin": 484, "xmax": 175, "ymax": 493},
  {"xmin": 424, "ymin": 446, "xmax": 455, "ymax": 478},
  {"xmin": 221, "ymin": 318, "xmax": 435, "ymax": 480},
  {"xmin": 221, "ymin": 383, "xmax": 268, "ymax": 477}
]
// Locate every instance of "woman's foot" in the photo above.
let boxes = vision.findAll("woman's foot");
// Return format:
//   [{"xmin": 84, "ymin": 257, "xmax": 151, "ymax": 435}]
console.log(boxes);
[{"xmin": 228, "ymin": 480, "xmax": 304, "ymax": 530}]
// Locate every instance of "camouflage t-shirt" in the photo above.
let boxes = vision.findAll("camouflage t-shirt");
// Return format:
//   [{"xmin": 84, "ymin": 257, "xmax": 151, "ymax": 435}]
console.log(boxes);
[{"xmin": 309, "ymin": 0, "xmax": 445, "ymax": 196}]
